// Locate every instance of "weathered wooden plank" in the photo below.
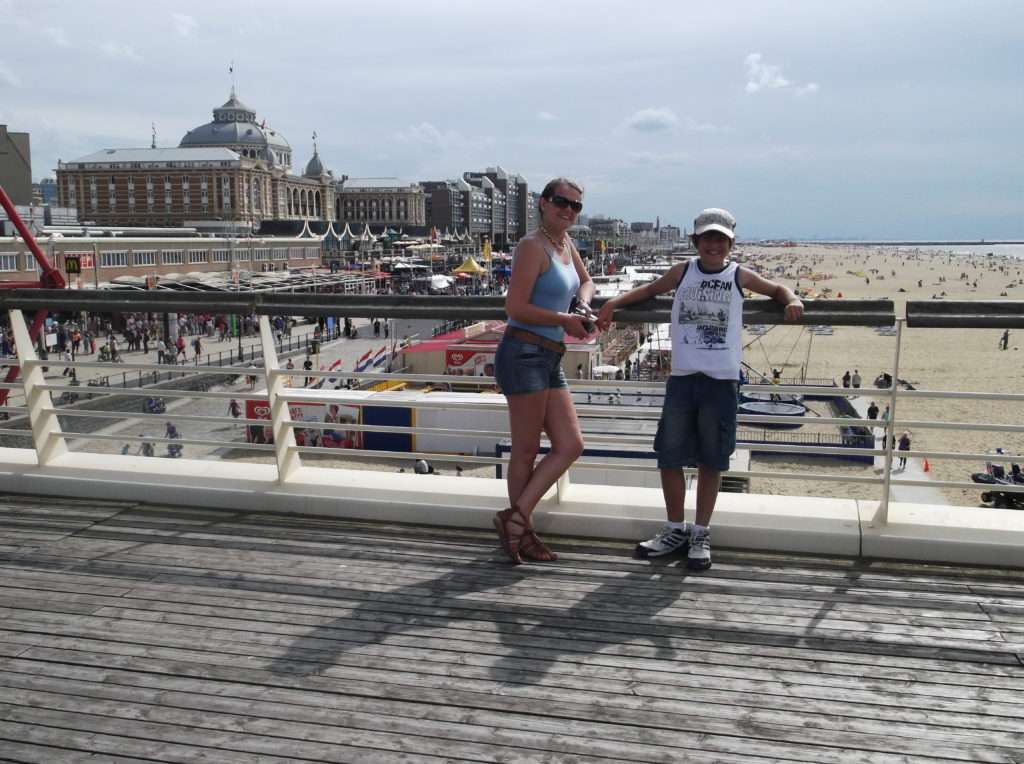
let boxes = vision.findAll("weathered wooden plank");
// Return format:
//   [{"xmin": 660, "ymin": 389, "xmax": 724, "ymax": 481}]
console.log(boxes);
[
  {"xmin": 2, "ymin": 499, "xmax": 1023, "ymax": 764},
  {"xmin": 0, "ymin": 740, "xmax": 154, "ymax": 764},
  {"xmin": 5, "ymin": 645, "xmax": 1024, "ymax": 746},
  {"xmin": 3, "ymin": 653, "xmax": 1020, "ymax": 764},
  {"xmin": 4, "ymin": 668, "xmax": 1009, "ymax": 764}
]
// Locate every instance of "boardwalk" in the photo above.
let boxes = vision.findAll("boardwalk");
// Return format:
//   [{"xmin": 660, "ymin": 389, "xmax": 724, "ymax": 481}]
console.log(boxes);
[{"xmin": 0, "ymin": 494, "xmax": 1022, "ymax": 763}]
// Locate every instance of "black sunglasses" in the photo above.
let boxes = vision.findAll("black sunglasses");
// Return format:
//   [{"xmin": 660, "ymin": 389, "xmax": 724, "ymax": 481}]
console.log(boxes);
[{"xmin": 547, "ymin": 194, "xmax": 583, "ymax": 213}]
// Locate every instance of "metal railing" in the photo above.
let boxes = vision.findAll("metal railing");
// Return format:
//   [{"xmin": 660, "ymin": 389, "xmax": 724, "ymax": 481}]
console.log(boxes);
[{"xmin": 1, "ymin": 291, "xmax": 1022, "ymax": 525}]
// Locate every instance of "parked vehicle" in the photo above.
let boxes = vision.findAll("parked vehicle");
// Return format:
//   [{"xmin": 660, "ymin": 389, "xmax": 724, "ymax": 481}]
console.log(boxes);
[{"xmin": 970, "ymin": 450, "xmax": 1024, "ymax": 509}]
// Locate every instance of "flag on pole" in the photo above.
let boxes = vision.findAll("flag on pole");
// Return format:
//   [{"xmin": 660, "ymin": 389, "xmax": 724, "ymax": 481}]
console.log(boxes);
[
  {"xmin": 355, "ymin": 349, "xmax": 373, "ymax": 372},
  {"xmin": 371, "ymin": 346, "xmax": 388, "ymax": 368},
  {"xmin": 482, "ymin": 239, "xmax": 492, "ymax": 262},
  {"xmin": 325, "ymin": 359, "xmax": 343, "ymax": 385}
]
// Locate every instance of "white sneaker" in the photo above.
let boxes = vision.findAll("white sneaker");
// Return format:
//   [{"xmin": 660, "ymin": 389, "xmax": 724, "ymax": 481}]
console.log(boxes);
[
  {"xmin": 635, "ymin": 524, "xmax": 691, "ymax": 559},
  {"xmin": 687, "ymin": 528, "xmax": 712, "ymax": 570}
]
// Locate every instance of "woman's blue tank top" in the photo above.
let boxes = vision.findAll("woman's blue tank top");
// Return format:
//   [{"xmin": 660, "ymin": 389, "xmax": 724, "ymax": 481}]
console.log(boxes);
[{"xmin": 507, "ymin": 241, "xmax": 580, "ymax": 341}]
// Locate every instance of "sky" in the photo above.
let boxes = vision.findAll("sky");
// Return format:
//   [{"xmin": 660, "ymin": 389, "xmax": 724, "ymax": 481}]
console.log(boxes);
[{"xmin": 2, "ymin": 0, "xmax": 1022, "ymax": 240}]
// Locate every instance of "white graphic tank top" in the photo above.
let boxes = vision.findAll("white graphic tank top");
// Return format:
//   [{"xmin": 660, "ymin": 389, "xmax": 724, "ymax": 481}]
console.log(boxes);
[{"xmin": 669, "ymin": 259, "xmax": 744, "ymax": 380}]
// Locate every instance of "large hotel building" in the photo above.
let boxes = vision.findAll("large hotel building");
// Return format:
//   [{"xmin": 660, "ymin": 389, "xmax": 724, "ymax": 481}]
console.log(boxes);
[
  {"xmin": 56, "ymin": 91, "xmax": 335, "ymax": 233},
  {"xmin": 52, "ymin": 90, "xmax": 535, "ymax": 248}
]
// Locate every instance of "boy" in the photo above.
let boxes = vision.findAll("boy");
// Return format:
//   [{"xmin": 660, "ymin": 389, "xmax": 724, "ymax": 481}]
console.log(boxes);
[{"xmin": 597, "ymin": 208, "xmax": 803, "ymax": 570}]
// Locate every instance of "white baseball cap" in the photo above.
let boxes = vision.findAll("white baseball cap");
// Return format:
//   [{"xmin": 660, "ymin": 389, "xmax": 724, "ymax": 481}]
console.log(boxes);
[{"xmin": 693, "ymin": 208, "xmax": 737, "ymax": 240}]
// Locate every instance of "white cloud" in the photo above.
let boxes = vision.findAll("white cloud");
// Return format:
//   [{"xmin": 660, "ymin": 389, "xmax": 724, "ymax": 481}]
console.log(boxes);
[
  {"xmin": 626, "ymin": 107, "xmax": 679, "ymax": 133},
  {"xmin": 683, "ymin": 117, "xmax": 732, "ymax": 133},
  {"xmin": 744, "ymin": 53, "xmax": 790, "ymax": 93},
  {"xmin": 395, "ymin": 122, "xmax": 446, "ymax": 146},
  {"xmin": 393, "ymin": 122, "xmax": 477, "ymax": 152},
  {"xmin": 101, "ymin": 42, "xmax": 141, "ymax": 61},
  {"xmin": 172, "ymin": 14, "xmax": 198, "ymax": 39},
  {"xmin": 537, "ymin": 111, "xmax": 558, "ymax": 122},
  {"xmin": 627, "ymin": 150, "xmax": 688, "ymax": 165},
  {"xmin": 44, "ymin": 27, "xmax": 70, "ymax": 47},
  {"xmin": 745, "ymin": 53, "xmax": 819, "ymax": 96},
  {"xmin": 0, "ymin": 60, "xmax": 21, "ymax": 88}
]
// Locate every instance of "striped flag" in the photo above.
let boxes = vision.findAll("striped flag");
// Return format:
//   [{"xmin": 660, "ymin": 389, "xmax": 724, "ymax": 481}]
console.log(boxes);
[
  {"xmin": 354, "ymin": 349, "xmax": 373, "ymax": 372},
  {"xmin": 326, "ymin": 359, "xmax": 343, "ymax": 385},
  {"xmin": 371, "ymin": 346, "xmax": 388, "ymax": 368}
]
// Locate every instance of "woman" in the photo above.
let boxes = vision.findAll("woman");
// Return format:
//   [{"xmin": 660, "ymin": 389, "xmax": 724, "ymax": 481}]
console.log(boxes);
[
  {"xmin": 897, "ymin": 431, "xmax": 911, "ymax": 470},
  {"xmin": 492, "ymin": 177, "xmax": 595, "ymax": 564}
]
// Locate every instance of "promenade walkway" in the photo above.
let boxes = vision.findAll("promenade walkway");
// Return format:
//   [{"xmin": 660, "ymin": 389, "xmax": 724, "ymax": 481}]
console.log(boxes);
[{"xmin": 1, "ymin": 494, "xmax": 1021, "ymax": 762}]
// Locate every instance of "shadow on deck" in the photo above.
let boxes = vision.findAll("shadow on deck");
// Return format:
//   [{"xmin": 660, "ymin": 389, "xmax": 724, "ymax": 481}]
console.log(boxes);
[{"xmin": 0, "ymin": 493, "xmax": 1022, "ymax": 763}]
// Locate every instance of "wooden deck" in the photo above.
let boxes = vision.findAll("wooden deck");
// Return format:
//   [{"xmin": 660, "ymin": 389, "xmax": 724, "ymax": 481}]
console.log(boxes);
[{"xmin": 0, "ymin": 494, "xmax": 1022, "ymax": 764}]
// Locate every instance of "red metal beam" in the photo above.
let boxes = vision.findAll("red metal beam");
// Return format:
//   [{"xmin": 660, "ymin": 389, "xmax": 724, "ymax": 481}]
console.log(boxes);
[{"xmin": 0, "ymin": 184, "xmax": 66, "ymax": 408}]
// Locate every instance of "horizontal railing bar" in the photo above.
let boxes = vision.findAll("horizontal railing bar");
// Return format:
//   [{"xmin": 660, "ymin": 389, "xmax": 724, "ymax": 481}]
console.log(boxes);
[
  {"xmin": 897, "ymin": 389, "xmax": 1024, "ymax": 402},
  {"xmin": 0, "ymin": 428, "xmax": 29, "ymax": 437},
  {"xmin": 893, "ymin": 420, "xmax": 1024, "ymax": 433},
  {"xmin": 39, "ymin": 384, "xmax": 248, "ymax": 401},
  {"xmin": 23, "ymin": 359, "xmax": 243, "ymax": 375},
  {"xmin": 906, "ymin": 300, "xmax": 1024, "ymax": 328},
  {"xmin": 42, "ymin": 408, "xmax": 258, "ymax": 426},
  {"xmin": 1, "ymin": 290, "xmax": 898, "ymax": 325},
  {"xmin": 56, "ymin": 431, "xmax": 275, "ymax": 451},
  {"xmin": 888, "ymin": 477, "xmax": 1024, "ymax": 493},
  {"xmin": 900, "ymin": 448, "xmax": 1022, "ymax": 462}
]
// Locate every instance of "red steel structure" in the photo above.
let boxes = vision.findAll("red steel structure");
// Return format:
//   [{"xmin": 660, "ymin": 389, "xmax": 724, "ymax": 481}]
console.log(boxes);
[{"xmin": 0, "ymin": 184, "xmax": 67, "ymax": 408}]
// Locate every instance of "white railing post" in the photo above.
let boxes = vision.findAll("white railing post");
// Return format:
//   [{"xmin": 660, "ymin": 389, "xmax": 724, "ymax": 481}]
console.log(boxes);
[
  {"xmin": 258, "ymin": 315, "xmax": 301, "ymax": 482},
  {"xmin": 556, "ymin": 469, "xmax": 570, "ymax": 503},
  {"xmin": 9, "ymin": 309, "xmax": 67, "ymax": 465},
  {"xmin": 877, "ymin": 318, "xmax": 905, "ymax": 525}
]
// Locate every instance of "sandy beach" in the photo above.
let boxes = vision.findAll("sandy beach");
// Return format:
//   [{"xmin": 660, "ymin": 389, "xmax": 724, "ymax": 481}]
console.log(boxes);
[{"xmin": 739, "ymin": 244, "xmax": 1024, "ymax": 505}]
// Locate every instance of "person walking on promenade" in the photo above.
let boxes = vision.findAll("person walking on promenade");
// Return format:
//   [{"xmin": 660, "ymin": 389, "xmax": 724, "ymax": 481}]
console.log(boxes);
[
  {"xmin": 842, "ymin": 370, "xmax": 851, "ymax": 388},
  {"xmin": 598, "ymin": 208, "xmax": 803, "ymax": 570},
  {"xmin": 228, "ymin": 398, "xmax": 242, "ymax": 428},
  {"xmin": 897, "ymin": 431, "xmax": 911, "ymax": 470},
  {"xmin": 1000, "ymin": 329, "xmax": 1009, "ymax": 350},
  {"xmin": 852, "ymin": 369, "xmax": 862, "ymax": 388},
  {"xmin": 492, "ymin": 177, "xmax": 596, "ymax": 565}
]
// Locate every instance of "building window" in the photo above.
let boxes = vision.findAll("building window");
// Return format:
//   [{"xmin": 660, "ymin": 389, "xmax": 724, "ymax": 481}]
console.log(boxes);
[
  {"xmin": 161, "ymin": 250, "xmax": 185, "ymax": 265},
  {"xmin": 100, "ymin": 251, "xmax": 129, "ymax": 268},
  {"xmin": 0, "ymin": 254, "xmax": 18, "ymax": 272},
  {"xmin": 133, "ymin": 250, "xmax": 157, "ymax": 266}
]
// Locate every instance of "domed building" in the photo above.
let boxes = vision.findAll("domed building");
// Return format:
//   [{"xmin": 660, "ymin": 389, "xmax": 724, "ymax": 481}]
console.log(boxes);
[
  {"xmin": 179, "ymin": 89, "xmax": 293, "ymax": 170},
  {"xmin": 57, "ymin": 88, "xmax": 337, "ymax": 233}
]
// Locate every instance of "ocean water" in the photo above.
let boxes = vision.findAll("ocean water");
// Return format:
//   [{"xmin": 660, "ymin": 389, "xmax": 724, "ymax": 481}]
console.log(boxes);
[{"xmin": 901, "ymin": 243, "xmax": 1024, "ymax": 260}]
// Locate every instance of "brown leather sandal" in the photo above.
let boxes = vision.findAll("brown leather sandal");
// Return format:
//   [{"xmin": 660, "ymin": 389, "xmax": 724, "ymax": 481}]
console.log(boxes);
[
  {"xmin": 519, "ymin": 529, "xmax": 558, "ymax": 562},
  {"xmin": 493, "ymin": 506, "xmax": 529, "ymax": 565}
]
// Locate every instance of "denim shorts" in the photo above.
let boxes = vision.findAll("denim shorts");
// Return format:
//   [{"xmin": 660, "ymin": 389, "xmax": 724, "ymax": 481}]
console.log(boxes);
[
  {"xmin": 493, "ymin": 335, "xmax": 568, "ymax": 395},
  {"xmin": 654, "ymin": 373, "xmax": 738, "ymax": 471}
]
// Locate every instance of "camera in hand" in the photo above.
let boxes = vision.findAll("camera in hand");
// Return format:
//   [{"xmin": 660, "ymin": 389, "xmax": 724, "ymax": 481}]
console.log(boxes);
[{"xmin": 569, "ymin": 296, "xmax": 596, "ymax": 333}]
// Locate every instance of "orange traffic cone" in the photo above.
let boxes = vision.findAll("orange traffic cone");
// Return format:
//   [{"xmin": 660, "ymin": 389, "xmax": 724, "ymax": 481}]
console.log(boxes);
[{"xmin": 923, "ymin": 458, "xmax": 930, "ymax": 473}]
